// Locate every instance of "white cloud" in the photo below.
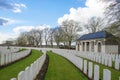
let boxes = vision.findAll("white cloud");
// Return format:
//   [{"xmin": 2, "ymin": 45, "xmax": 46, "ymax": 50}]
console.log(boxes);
[
  {"xmin": 13, "ymin": 24, "xmax": 51, "ymax": 34},
  {"xmin": 13, "ymin": 26, "xmax": 34, "ymax": 34},
  {"xmin": 13, "ymin": 3, "xmax": 27, "ymax": 13},
  {"xmin": 58, "ymin": 0, "xmax": 116, "ymax": 35},
  {"xmin": 0, "ymin": 0, "xmax": 26, "ymax": 13},
  {"xmin": 58, "ymin": 0, "xmax": 113, "ymax": 25},
  {"xmin": 0, "ymin": 17, "xmax": 15, "ymax": 26},
  {"xmin": 36, "ymin": 24, "xmax": 51, "ymax": 30}
]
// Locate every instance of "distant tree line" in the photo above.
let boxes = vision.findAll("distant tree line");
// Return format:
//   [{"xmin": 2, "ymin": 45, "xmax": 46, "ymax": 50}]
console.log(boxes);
[{"xmin": 6, "ymin": 20, "xmax": 82, "ymax": 48}]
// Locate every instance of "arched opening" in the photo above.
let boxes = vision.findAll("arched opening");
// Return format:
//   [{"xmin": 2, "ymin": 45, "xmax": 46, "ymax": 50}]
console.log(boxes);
[
  {"xmin": 98, "ymin": 42, "xmax": 101, "ymax": 52},
  {"xmin": 86, "ymin": 42, "xmax": 90, "ymax": 51}
]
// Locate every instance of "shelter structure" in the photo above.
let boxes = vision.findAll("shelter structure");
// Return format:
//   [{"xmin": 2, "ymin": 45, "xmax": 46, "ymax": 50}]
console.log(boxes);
[{"xmin": 76, "ymin": 31, "xmax": 118, "ymax": 54}]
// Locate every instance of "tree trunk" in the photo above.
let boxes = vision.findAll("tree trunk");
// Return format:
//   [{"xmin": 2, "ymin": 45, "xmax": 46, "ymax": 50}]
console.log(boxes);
[
  {"xmin": 46, "ymin": 41, "xmax": 47, "ymax": 48},
  {"xmin": 57, "ymin": 42, "xmax": 59, "ymax": 48},
  {"xmin": 69, "ymin": 41, "xmax": 71, "ymax": 49}
]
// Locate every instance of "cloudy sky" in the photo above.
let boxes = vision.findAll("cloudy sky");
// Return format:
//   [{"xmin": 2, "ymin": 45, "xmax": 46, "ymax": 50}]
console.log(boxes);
[{"xmin": 0, "ymin": 0, "xmax": 113, "ymax": 43}]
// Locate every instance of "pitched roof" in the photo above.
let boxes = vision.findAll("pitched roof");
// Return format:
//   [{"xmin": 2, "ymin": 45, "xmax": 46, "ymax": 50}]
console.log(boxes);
[{"xmin": 78, "ymin": 31, "xmax": 114, "ymax": 40}]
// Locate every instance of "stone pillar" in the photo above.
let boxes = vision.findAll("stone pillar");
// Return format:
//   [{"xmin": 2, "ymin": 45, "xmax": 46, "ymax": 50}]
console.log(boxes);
[
  {"xmin": 93, "ymin": 41, "xmax": 95, "ymax": 52},
  {"xmin": 89, "ymin": 41, "xmax": 91, "ymax": 52},
  {"xmin": 79, "ymin": 42, "xmax": 81, "ymax": 52},
  {"xmin": 85, "ymin": 42, "xmax": 87, "ymax": 52},
  {"xmin": 94, "ymin": 41, "xmax": 97, "ymax": 53},
  {"xmin": 81, "ymin": 42, "xmax": 83, "ymax": 52}
]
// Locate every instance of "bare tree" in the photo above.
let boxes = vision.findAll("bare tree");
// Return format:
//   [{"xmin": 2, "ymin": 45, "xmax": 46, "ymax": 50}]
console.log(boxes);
[
  {"xmin": 26, "ymin": 29, "xmax": 43, "ymax": 47},
  {"xmin": 36, "ymin": 30, "xmax": 43, "ymax": 47},
  {"xmin": 103, "ymin": 0, "xmax": 120, "ymax": 51},
  {"xmin": 84, "ymin": 17, "xmax": 105, "ymax": 33},
  {"xmin": 16, "ymin": 32, "xmax": 28, "ymax": 46},
  {"xmin": 49, "ymin": 29, "xmax": 55, "ymax": 47},
  {"xmin": 61, "ymin": 20, "xmax": 82, "ymax": 48},
  {"xmin": 104, "ymin": 0, "xmax": 120, "ymax": 37},
  {"xmin": 43, "ymin": 28, "xmax": 51, "ymax": 47},
  {"xmin": 16, "ymin": 29, "xmax": 43, "ymax": 47},
  {"xmin": 24, "ymin": 31, "xmax": 34, "ymax": 46},
  {"xmin": 53, "ymin": 27, "xmax": 64, "ymax": 47}
]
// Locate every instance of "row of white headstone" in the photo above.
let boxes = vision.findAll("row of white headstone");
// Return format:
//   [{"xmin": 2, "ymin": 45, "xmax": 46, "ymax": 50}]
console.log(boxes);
[
  {"xmin": 0, "ymin": 46, "xmax": 20, "ymax": 54},
  {"xmin": 84, "ymin": 60, "xmax": 111, "ymax": 80},
  {"xmin": 51, "ymin": 49, "xmax": 116, "ymax": 80},
  {"xmin": 0, "ymin": 49, "xmax": 31, "ymax": 66},
  {"xmin": 75, "ymin": 51, "xmax": 120, "ymax": 70},
  {"xmin": 11, "ymin": 52, "xmax": 46, "ymax": 80}
]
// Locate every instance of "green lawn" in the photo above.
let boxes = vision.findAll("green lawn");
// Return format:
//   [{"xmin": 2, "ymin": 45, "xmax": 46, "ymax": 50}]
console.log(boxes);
[
  {"xmin": 78, "ymin": 56, "xmax": 120, "ymax": 80},
  {"xmin": 0, "ymin": 49, "xmax": 42, "ymax": 80},
  {"xmin": 45, "ymin": 51, "xmax": 88, "ymax": 80}
]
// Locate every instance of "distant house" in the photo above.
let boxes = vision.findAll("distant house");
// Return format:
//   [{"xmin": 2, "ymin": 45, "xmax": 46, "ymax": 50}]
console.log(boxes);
[{"xmin": 76, "ymin": 31, "xmax": 118, "ymax": 54}]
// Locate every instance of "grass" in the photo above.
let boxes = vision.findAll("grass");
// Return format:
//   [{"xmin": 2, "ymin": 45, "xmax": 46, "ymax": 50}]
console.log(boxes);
[
  {"xmin": 78, "ymin": 56, "xmax": 120, "ymax": 80},
  {"xmin": 45, "ymin": 51, "xmax": 88, "ymax": 80},
  {"xmin": 0, "ymin": 49, "xmax": 42, "ymax": 80}
]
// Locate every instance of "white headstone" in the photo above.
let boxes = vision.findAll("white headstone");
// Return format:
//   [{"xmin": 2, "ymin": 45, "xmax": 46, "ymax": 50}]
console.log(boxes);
[
  {"xmin": 83, "ymin": 60, "xmax": 87, "ymax": 74},
  {"xmin": 115, "ymin": 59, "xmax": 120, "ymax": 70},
  {"xmin": 108, "ymin": 57, "xmax": 112, "ymax": 67},
  {"xmin": 5, "ymin": 53, "xmax": 8, "ymax": 64},
  {"xmin": 103, "ymin": 69, "xmax": 111, "ymax": 80},
  {"xmin": 10, "ymin": 78, "xmax": 17, "ymax": 80},
  {"xmin": 98, "ymin": 56, "xmax": 101, "ymax": 63},
  {"xmin": 80, "ymin": 58, "xmax": 83, "ymax": 70},
  {"xmin": 9, "ymin": 53, "xmax": 12, "ymax": 63},
  {"xmin": 25, "ymin": 67, "xmax": 30, "ymax": 80},
  {"xmin": 30, "ymin": 64, "xmax": 34, "ymax": 80},
  {"xmin": 88, "ymin": 62, "xmax": 93, "ymax": 79},
  {"xmin": 18, "ymin": 71, "xmax": 24, "ymax": 80},
  {"xmin": 1, "ymin": 53, "xmax": 4, "ymax": 66},
  {"xmin": 94, "ymin": 65, "xmax": 99, "ymax": 80},
  {"xmin": 105, "ymin": 58, "xmax": 108, "ymax": 66},
  {"xmin": 102, "ymin": 57, "xmax": 104, "ymax": 65}
]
